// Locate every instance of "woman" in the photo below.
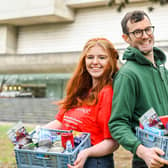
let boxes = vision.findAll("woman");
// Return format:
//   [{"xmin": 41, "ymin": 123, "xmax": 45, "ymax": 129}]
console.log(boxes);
[{"xmin": 45, "ymin": 38, "xmax": 119, "ymax": 168}]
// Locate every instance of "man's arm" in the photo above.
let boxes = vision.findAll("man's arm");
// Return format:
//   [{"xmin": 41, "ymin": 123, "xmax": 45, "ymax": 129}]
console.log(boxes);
[
  {"xmin": 109, "ymin": 72, "xmax": 168, "ymax": 167},
  {"xmin": 109, "ymin": 73, "xmax": 140, "ymax": 154}
]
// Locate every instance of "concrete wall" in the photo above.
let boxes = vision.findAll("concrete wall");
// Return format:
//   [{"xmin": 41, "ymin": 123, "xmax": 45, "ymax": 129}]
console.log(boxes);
[
  {"xmin": 0, "ymin": 0, "xmax": 74, "ymax": 25},
  {"xmin": 17, "ymin": 3, "xmax": 168, "ymax": 54},
  {"xmin": 0, "ymin": 52, "xmax": 80, "ymax": 73},
  {"xmin": 0, "ymin": 98, "xmax": 58, "ymax": 124},
  {"xmin": 0, "ymin": 2, "xmax": 168, "ymax": 73}
]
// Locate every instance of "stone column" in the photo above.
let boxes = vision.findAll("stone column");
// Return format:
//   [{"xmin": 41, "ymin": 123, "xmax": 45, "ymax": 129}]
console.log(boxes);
[{"xmin": 0, "ymin": 25, "xmax": 17, "ymax": 54}]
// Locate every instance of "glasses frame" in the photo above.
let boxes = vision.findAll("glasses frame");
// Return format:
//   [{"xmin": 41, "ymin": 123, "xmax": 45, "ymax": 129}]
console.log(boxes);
[{"xmin": 127, "ymin": 26, "xmax": 155, "ymax": 38}]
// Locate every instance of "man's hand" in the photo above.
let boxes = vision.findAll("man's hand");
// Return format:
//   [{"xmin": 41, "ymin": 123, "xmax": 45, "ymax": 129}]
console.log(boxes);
[{"xmin": 136, "ymin": 144, "xmax": 168, "ymax": 168}]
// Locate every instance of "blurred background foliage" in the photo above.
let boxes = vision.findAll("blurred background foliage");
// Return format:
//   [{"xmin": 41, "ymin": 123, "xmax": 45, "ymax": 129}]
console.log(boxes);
[{"xmin": 108, "ymin": 0, "xmax": 168, "ymax": 12}]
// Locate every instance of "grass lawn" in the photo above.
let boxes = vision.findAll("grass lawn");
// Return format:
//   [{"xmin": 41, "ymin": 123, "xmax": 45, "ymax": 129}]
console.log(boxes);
[
  {"xmin": 0, "ymin": 122, "xmax": 132, "ymax": 168},
  {"xmin": 0, "ymin": 124, "xmax": 17, "ymax": 168},
  {"xmin": 0, "ymin": 123, "xmax": 35, "ymax": 168}
]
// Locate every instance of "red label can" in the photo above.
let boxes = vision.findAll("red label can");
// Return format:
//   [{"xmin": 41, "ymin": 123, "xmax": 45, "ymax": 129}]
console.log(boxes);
[{"xmin": 61, "ymin": 132, "xmax": 74, "ymax": 149}]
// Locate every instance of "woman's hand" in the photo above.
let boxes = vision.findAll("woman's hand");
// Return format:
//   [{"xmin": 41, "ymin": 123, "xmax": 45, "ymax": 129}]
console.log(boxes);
[
  {"xmin": 67, "ymin": 138, "xmax": 119, "ymax": 168},
  {"xmin": 67, "ymin": 149, "xmax": 89, "ymax": 168}
]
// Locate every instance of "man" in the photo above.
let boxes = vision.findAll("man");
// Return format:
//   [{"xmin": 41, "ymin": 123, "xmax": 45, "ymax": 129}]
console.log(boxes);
[{"xmin": 109, "ymin": 10, "xmax": 168, "ymax": 168}]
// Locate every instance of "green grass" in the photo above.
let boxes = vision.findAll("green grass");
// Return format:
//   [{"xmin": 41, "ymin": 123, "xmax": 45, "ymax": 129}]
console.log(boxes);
[
  {"xmin": 0, "ymin": 125, "xmax": 16, "ymax": 166},
  {"xmin": 0, "ymin": 123, "xmax": 34, "ymax": 168}
]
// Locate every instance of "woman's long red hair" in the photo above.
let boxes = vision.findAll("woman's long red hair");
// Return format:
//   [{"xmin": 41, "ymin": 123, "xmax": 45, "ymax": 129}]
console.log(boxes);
[{"xmin": 57, "ymin": 38, "xmax": 119, "ymax": 111}]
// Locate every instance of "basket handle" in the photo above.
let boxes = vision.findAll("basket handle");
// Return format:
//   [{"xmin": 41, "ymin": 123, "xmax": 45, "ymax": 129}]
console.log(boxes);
[
  {"xmin": 136, "ymin": 127, "xmax": 155, "ymax": 142},
  {"xmin": 40, "ymin": 128, "xmax": 73, "ymax": 134},
  {"xmin": 35, "ymin": 154, "xmax": 51, "ymax": 160},
  {"xmin": 143, "ymin": 133, "xmax": 155, "ymax": 142}
]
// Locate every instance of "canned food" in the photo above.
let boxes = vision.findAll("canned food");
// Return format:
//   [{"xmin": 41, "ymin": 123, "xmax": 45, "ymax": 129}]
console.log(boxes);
[{"xmin": 61, "ymin": 132, "xmax": 74, "ymax": 149}]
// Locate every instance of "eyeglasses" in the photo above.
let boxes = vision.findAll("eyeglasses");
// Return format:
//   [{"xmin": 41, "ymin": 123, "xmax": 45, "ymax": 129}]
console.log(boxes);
[{"xmin": 127, "ymin": 26, "xmax": 155, "ymax": 38}]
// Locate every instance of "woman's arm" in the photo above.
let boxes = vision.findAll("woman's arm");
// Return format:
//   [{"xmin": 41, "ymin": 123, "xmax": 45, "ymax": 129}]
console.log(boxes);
[
  {"xmin": 43, "ymin": 120, "xmax": 62, "ymax": 130},
  {"xmin": 68, "ymin": 138, "xmax": 119, "ymax": 168},
  {"xmin": 82, "ymin": 138, "xmax": 119, "ymax": 157}
]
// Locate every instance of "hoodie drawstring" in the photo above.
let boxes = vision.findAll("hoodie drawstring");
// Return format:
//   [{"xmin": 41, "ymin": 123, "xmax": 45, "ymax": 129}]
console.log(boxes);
[
  {"xmin": 159, "ymin": 64, "xmax": 168, "ymax": 96},
  {"xmin": 152, "ymin": 67, "xmax": 162, "ymax": 104}
]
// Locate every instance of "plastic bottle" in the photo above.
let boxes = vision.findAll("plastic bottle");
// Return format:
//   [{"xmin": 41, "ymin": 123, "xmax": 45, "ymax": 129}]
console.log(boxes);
[{"xmin": 65, "ymin": 140, "xmax": 73, "ymax": 153}]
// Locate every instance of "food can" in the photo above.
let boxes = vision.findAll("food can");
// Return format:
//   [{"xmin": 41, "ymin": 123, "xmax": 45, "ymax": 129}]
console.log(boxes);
[{"xmin": 61, "ymin": 132, "xmax": 74, "ymax": 149}]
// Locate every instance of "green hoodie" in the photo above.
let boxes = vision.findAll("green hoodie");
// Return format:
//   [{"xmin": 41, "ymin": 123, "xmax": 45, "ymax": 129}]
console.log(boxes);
[{"xmin": 108, "ymin": 46, "xmax": 168, "ymax": 159}]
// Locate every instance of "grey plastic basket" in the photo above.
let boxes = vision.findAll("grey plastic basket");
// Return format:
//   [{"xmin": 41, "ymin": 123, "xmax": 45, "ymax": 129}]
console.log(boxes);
[
  {"xmin": 14, "ymin": 129, "xmax": 91, "ymax": 168},
  {"xmin": 136, "ymin": 127, "xmax": 168, "ymax": 160}
]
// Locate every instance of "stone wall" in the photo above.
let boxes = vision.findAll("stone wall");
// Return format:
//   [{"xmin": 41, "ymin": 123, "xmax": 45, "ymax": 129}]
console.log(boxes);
[{"xmin": 0, "ymin": 98, "xmax": 59, "ymax": 124}]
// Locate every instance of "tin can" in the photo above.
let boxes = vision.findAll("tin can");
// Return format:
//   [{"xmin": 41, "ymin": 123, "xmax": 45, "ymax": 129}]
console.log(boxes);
[{"xmin": 61, "ymin": 132, "xmax": 74, "ymax": 149}]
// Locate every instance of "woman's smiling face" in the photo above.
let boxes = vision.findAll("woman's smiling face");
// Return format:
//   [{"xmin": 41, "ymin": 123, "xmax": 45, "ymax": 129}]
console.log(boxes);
[{"xmin": 85, "ymin": 44, "xmax": 110, "ymax": 86}]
